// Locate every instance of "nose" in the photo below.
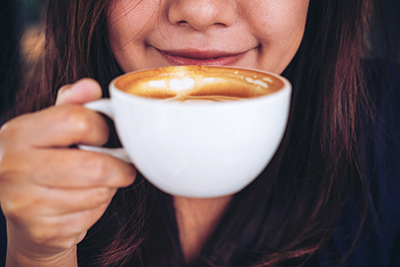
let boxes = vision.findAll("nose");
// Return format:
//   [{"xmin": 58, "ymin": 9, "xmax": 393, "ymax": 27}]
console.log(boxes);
[{"xmin": 168, "ymin": 0, "xmax": 236, "ymax": 31}]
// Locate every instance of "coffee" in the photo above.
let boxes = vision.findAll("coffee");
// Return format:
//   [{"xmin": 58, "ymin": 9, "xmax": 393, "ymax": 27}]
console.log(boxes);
[{"xmin": 114, "ymin": 66, "xmax": 284, "ymax": 102}]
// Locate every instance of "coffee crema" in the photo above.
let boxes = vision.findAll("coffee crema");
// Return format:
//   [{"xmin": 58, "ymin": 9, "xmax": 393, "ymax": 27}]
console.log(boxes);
[{"xmin": 114, "ymin": 66, "xmax": 284, "ymax": 102}]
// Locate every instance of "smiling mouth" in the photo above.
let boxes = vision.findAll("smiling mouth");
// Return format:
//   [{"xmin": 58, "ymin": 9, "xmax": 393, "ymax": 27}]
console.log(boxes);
[{"xmin": 157, "ymin": 49, "xmax": 248, "ymax": 66}]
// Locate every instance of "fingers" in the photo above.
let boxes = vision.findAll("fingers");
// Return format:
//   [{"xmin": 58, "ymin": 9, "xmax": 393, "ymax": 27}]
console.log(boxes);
[
  {"xmin": 0, "ymin": 140, "xmax": 136, "ymax": 189},
  {"xmin": 30, "ymin": 149, "xmax": 136, "ymax": 188},
  {"xmin": 2, "ymin": 105, "xmax": 110, "ymax": 148},
  {"xmin": 0, "ymin": 78, "xmax": 134, "ymax": 257},
  {"xmin": 2, "ymin": 183, "xmax": 116, "ymax": 218},
  {"xmin": 55, "ymin": 78, "xmax": 103, "ymax": 106},
  {"xmin": 6, "ymin": 202, "xmax": 109, "ymax": 252}
]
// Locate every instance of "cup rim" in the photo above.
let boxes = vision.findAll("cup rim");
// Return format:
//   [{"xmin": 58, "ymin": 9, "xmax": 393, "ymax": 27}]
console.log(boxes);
[{"xmin": 109, "ymin": 65, "xmax": 291, "ymax": 107}]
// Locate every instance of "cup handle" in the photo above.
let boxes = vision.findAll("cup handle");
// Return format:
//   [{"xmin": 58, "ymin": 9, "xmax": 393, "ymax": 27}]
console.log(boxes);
[{"xmin": 79, "ymin": 99, "xmax": 132, "ymax": 164}]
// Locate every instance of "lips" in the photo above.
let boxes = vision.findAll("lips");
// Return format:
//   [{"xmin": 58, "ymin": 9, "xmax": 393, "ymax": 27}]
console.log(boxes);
[{"xmin": 157, "ymin": 49, "xmax": 248, "ymax": 66}]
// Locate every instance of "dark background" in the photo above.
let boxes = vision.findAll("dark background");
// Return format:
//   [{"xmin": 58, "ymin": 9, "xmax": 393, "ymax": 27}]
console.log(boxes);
[
  {"xmin": 1, "ymin": 0, "xmax": 43, "ymax": 120},
  {"xmin": 0, "ymin": 0, "xmax": 399, "ymax": 266},
  {"xmin": 1, "ymin": 1, "xmax": 44, "ymax": 264}
]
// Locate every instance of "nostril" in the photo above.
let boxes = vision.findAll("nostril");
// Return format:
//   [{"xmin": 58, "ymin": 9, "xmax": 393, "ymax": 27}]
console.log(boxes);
[{"xmin": 168, "ymin": 0, "xmax": 236, "ymax": 31}]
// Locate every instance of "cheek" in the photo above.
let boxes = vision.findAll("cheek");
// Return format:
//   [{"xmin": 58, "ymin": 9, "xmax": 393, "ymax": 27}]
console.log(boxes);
[
  {"xmin": 107, "ymin": 0, "xmax": 159, "ymax": 51},
  {"xmin": 245, "ymin": 0, "xmax": 309, "ymax": 72},
  {"xmin": 107, "ymin": 0, "xmax": 162, "ymax": 71},
  {"xmin": 255, "ymin": 0, "xmax": 308, "ymax": 43}
]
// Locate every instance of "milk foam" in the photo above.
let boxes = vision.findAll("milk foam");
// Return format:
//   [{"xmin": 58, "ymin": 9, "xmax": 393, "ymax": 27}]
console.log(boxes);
[
  {"xmin": 245, "ymin": 77, "xmax": 268, "ymax": 88},
  {"xmin": 148, "ymin": 80, "xmax": 166, "ymax": 87},
  {"xmin": 116, "ymin": 66, "xmax": 283, "ymax": 101},
  {"xmin": 169, "ymin": 77, "xmax": 195, "ymax": 91}
]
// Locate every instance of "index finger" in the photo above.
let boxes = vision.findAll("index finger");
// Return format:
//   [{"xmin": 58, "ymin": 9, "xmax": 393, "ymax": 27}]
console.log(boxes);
[
  {"xmin": 3, "ymin": 105, "xmax": 110, "ymax": 148},
  {"xmin": 56, "ymin": 78, "xmax": 103, "ymax": 106}
]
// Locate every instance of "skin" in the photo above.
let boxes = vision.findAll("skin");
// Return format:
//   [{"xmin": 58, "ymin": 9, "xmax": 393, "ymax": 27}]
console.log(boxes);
[
  {"xmin": 1, "ymin": 80, "xmax": 136, "ymax": 266},
  {"xmin": 108, "ymin": 0, "xmax": 309, "ymax": 74},
  {"xmin": 0, "ymin": 0, "xmax": 309, "ymax": 265}
]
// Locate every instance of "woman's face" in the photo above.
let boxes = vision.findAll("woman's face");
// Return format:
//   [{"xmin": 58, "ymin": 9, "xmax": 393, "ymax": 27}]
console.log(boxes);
[{"xmin": 108, "ymin": 0, "xmax": 309, "ymax": 74}]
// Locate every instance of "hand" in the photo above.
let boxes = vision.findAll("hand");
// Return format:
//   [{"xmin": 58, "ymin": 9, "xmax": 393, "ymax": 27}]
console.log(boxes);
[{"xmin": 0, "ymin": 79, "xmax": 136, "ymax": 266}]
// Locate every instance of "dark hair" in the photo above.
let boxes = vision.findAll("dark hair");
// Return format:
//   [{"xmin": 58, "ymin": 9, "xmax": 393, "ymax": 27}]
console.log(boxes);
[{"xmin": 11, "ymin": 0, "xmax": 399, "ymax": 266}]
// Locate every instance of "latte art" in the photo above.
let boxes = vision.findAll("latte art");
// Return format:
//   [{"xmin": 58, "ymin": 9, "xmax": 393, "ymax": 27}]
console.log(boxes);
[
  {"xmin": 114, "ymin": 66, "xmax": 284, "ymax": 102},
  {"xmin": 167, "ymin": 95, "xmax": 244, "ymax": 102}
]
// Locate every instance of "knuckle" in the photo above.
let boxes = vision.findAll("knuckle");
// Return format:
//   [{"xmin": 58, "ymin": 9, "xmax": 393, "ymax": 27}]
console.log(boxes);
[
  {"xmin": 29, "ymin": 223, "xmax": 68, "ymax": 248},
  {"xmin": 30, "ymin": 228, "xmax": 52, "ymax": 245},
  {"xmin": 0, "ymin": 157, "xmax": 15, "ymax": 181},
  {"xmin": 53, "ymin": 230, "xmax": 87, "ymax": 250},
  {"xmin": 1, "ymin": 196, "xmax": 31, "ymax": 225},
  {"xmin": 0, "ymin": 131, "xmax": 29, "ymax": 182},
  {"xmin": 1, "ymin": 202, "xmax": 19, "ymax": 223},
  {"xmin": 82, "ymin": 155, "xmax": 135, "ymax": 188},
  {"xmin": 0, "ymin": 120, "xmax": 19, "ymax": 142},
  {"xmin": 30, "ymin": 227, "xmax": 70, "ymax": 249},
  {"xmin": 119, "ymin": 172, "xmax": 136, "ymax": 188},
  {"xmin": 83, "ymin": 154, "xmax": 113, "ymax": 184},
  {"xmin": 92, "ymin": 188, "xmax": 113, "ymax": 205},
  {"xmin": 57, "ymin": 239, "xmax": 79, "ymax": 251},
  {"xmin": 0, "ymin": 114, "xmax": 34, "ymax": 142},
  {"xmin": 60, "ymin": 107, "xmax": 93, "ymax": 137},
  {"xmin": 0, "ymin": 150, "xmax": 31, "ymax": 185},
  {"xmin": 57, "ymin": 106, "xmax": 108, "ymax": 144}
]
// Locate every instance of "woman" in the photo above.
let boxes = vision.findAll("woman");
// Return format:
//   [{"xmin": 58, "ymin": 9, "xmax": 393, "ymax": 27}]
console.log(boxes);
[{"xmin": 0, "ymin": 0, "xmax": 399, "ymax": 266}]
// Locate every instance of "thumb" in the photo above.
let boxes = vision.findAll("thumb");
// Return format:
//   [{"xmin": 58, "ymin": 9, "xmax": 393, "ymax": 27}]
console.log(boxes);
[{"xmin": 55, "ymin": 78, "xmax": 103, "ymax": 106}]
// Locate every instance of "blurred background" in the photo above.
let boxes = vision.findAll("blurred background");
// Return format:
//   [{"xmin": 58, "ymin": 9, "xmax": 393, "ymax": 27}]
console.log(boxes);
[
  {"xmin": 1, "ymin": 0, "xmax": 400, "ymax": 120},
  {"xmin": 0, "ymin": 0, "xmax": 44, "ymax": 120},
  {"xmin": 0, "ymin": 0, "xmax": 399, "ymax": 265},
  {"xmin": 0, "ymin": 1, "xmax": 43, "ymax": 264}
]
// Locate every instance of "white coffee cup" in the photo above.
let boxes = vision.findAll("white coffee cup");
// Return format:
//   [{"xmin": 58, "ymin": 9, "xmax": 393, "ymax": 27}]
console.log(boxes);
[{"xmin": 81, "ymin": 66, "xmax": 291, "ymax": 198}]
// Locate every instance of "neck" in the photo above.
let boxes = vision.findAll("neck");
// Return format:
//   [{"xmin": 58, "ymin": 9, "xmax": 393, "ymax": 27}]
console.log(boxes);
[{"xmin": 173, "ymin": 195, "xmax": 233, "ymax": 263}]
